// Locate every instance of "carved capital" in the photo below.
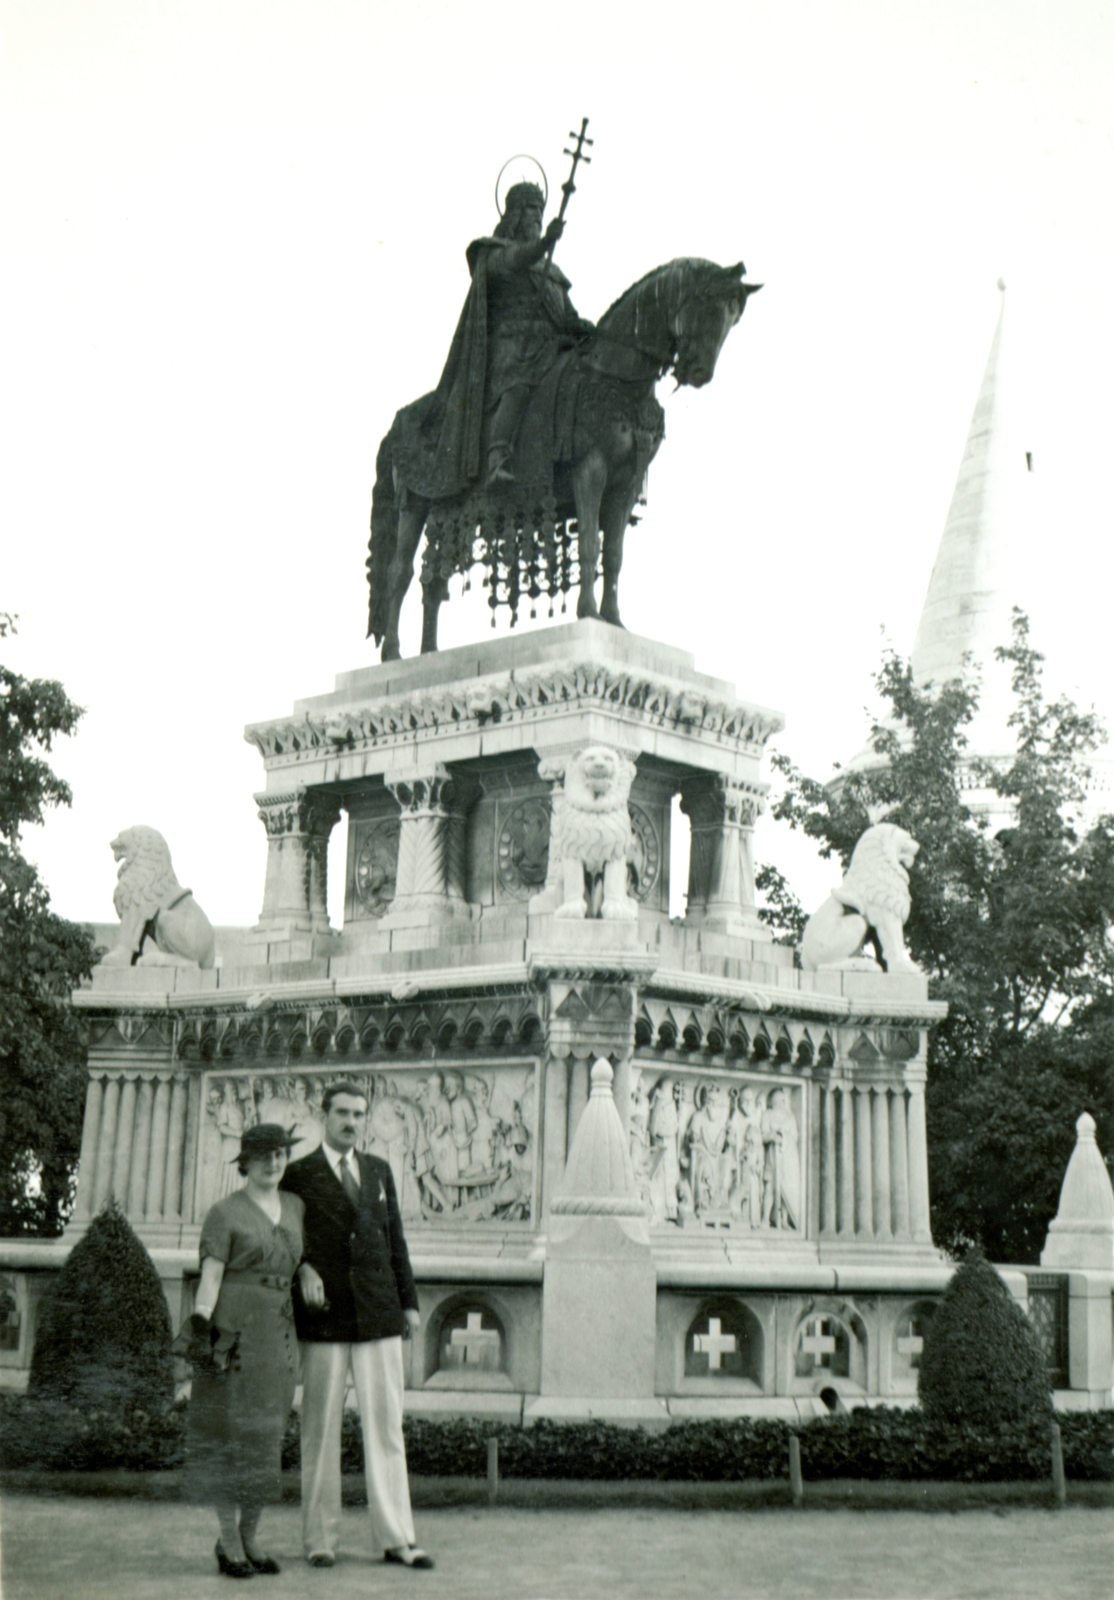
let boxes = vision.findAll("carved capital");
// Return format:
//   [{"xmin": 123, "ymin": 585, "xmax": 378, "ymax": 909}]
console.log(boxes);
[
  {"xmin": 255, "ymin": 788, "xmax": 342, "ymax": 840},
  {"xmin": 254, "ymin": 786, "xmax": 340, "ymax": 935},
  {"xmin": 386, "ymin": 764, "xmax": 456, "ymax": 816},
  {"xmin": 679, "ymin": 772, "xmax": 766, "ymax": 935},
  {"xmin": 381, "ymin": 767, "xmax": 478, "ymax": 922}
]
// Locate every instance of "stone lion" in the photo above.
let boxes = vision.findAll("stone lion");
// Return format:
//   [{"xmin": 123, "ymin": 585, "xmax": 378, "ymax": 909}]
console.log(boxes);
[
  {"xmin": 100, "ymin": 826, "xmax": 216, "ymax": 969},
  {"xmin": 799, "ymin": 821, "xmax": 920, "ymax": 973},
  {"xmin": 543, "ymin": 745, "xmax": 639, "ymax": 921}
]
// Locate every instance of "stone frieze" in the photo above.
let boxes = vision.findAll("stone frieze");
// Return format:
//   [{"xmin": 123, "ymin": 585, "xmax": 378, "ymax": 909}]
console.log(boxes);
[{"xmin": 244, "ymin": 661, "xmax": 784, "ymax": 764}]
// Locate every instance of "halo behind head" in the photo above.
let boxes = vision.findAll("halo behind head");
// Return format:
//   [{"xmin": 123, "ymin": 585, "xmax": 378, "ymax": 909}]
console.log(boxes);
[{"xmin": 495, "ymin": 154, "xmax": 548, "ymax": 216}]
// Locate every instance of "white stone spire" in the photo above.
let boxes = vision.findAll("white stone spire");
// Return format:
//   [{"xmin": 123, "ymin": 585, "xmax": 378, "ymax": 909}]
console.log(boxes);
[{"xmin": 908, "ymin": 278, "xmax": 1033, "ymax": 760}]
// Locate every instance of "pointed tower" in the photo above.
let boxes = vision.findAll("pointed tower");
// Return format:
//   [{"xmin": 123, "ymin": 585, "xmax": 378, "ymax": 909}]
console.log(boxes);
[
  {"xmin": 908, "ymin": 278, "xmax": 1032, "ymax": 762},
  {"xmin": 838, "ymin": 282, "xmax": 1037, "ymax": 815}
]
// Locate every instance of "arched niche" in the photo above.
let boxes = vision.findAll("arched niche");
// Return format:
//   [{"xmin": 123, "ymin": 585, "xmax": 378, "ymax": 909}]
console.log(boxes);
[
  {"xmin": 684, "ymin": 1298, "xmax": 763, "ymax": 1384},
  {"xmin": 424, "ymin": 1294, "xmax": 514, "ymax": 1390}
]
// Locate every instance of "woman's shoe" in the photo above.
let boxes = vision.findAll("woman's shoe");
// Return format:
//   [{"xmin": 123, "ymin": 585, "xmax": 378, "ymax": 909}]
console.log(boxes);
[
  {"xmin": 247, "ymin": 1555, "xmax": 281, "ymax": 1576},
  {"xmin": 216, "ymin": 1541, "xmax": 255, "ymax": 1579}
]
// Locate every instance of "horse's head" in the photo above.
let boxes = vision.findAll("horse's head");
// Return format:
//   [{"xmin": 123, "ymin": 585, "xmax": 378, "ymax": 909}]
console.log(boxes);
[{"xmin": 672, "ymin": 262, "xmax": 761, "ymax": 388}]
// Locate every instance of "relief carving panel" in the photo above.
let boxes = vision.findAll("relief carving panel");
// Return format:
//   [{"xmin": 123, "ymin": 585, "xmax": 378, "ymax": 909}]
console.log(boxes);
[
  {"xmin": 630, "ymin": 1066, "xmax": 805, "ymax": 1233},
  {"xmin": 198, "ymin": 1065, "xmax": 536, "ymax": 1225}
]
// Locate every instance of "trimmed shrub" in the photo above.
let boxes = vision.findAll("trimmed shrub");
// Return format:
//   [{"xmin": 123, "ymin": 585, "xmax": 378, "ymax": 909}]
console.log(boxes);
[
  {"xmin": 28, "ymin": 1198, "xmax": 173, "ymax": 1414},
  {"xmin": 0, "ymin": 1392, "xmax": 186, "ymax": 1471},
  {"xmin": 286, "ymin": 1407, "xmax": 1113, "ymax": 1485},
  {"xmin": 918, "ymin": 1252, "xmax": 1053, "ymax": 1429},
  {"xmin": 6, "ymin": 1403, "xmax": 1113, "ymax": 1481}
]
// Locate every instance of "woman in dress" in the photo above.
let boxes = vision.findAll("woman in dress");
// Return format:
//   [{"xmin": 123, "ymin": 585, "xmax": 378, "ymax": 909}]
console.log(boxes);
[{"xmin": 182, "ymin": 1123, "xmax": 304, "ymax": 1579}]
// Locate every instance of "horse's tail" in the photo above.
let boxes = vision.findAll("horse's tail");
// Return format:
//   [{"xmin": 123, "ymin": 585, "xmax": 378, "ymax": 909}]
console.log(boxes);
[{"xmin": 367, "ymin": 428, "xmax": 398, "ymax": 645}]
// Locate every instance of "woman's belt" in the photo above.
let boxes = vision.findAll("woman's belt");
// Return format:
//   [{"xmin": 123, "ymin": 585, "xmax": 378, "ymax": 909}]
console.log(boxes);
[{"xmin": 221, "ymin": 1270, "xmax": 293, "ymax": 1291}]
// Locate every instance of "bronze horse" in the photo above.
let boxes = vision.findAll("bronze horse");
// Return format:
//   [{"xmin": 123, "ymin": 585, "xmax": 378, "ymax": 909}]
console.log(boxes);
[{"xmin": 367, "ymin": 258, "xmax": 759, "ymax": 661}]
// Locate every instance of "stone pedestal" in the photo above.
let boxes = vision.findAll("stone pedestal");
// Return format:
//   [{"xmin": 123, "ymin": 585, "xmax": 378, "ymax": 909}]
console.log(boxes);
[
  {"xmin": 537, "ymin": 1060, "xmax": 661, "ymax": 1419},
  {"xmin": 1039, "ymin": 1113, "xmax": 1114, "ymax": 1403},
  {"xmin": 36, "ymin": 622, "xmax": 963, "ymax": 1419}
]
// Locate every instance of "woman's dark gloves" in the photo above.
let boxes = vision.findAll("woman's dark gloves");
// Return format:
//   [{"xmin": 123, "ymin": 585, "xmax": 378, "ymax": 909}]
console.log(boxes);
[{"xmin": 171, "ymin": 1312, "xmax": 240, "ymax": 1376}]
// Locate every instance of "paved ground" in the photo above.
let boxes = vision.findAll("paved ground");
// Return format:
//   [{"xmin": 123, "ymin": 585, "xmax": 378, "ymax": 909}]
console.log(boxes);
[{"xmin": 3, "ymin": 1493, "xmax": 1113, "ymax": 1600}]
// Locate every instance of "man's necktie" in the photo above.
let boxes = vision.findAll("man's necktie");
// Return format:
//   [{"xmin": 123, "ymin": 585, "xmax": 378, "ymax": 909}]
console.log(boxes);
[{"xmin": 340, "ymin": 1154, "xmax": 360, "ymax": 1207}]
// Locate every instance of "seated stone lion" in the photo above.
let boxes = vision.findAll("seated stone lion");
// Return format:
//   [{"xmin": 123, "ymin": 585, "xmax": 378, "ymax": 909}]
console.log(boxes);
[
  {"xmin": 799, "ymin": 820, "xmax": 920, "ymax": 973},
  {"xmin": 100, "ymin": 826, "xmax": 216, "ymax": 969},
  {"xmin": 541, "ymin": 744, "xmax": 639, "ymax": 921}
]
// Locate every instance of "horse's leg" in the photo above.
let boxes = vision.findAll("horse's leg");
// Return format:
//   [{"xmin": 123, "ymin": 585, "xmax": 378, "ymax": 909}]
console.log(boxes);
[
  {"xmin": 571, "ymin": 450, "xmax": 607, "ymax": 620},
  {"xmin": 381, "ymin": 491, "xmax": 428, "ymax": 662},
  {"xmin": 420, "ymin": 572, "xmax": 448, "ymax": 655},
  {"xmin": 598, "ymin": 479, "xmax": 641, "ymax": 627}
]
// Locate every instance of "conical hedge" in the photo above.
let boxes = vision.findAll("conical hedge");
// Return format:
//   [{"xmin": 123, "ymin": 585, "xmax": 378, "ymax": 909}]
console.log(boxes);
[
  {"xmin": 918, "ymin": 1251, "xmax": 1052, "ymax": 1429},
  {"xmin": 29, "ymin": 1198, "xmax": 173, "ymax": 1413}
]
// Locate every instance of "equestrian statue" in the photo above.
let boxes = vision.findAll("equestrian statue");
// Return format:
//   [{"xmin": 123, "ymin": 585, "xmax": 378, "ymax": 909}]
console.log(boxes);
[{"xmin": 367, "ymin": 124, "xmax": 761, "ymax": 661}]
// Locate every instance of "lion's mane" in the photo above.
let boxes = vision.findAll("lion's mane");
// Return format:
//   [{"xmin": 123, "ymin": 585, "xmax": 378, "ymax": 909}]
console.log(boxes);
[
  {"xmin": 553, "ymin": 747, "xmax": 636, "ymax": 874},
  {"xmin": 112, "ymin": 825, "xmax": 183, "ymax": 919},
  {"xmin": 835, "ymin": 822, "xmax": 918, "ymax": 925}
]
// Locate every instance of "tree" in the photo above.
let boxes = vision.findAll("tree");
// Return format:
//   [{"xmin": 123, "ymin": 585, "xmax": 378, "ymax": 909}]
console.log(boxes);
[
  {"xmin": 763, "ymin": 612, "xmax": 1114, "ymax": 1261},
  {"xmin": 0, "ymin": 614, "xmax": 99, "ymax": 1236},
  {"xmin": 28, "ymin": 1197, "xmax": 173, "ymax": 1413},
  {"xmin": 918, "ymin": 1251, "xmax": 1052, "ymax": 1428}
]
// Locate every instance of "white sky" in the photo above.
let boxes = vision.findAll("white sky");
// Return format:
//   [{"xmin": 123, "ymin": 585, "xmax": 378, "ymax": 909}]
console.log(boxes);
[{"xmin": 4, "ymin": 0, "xmax": 1113, "ymax": 928}]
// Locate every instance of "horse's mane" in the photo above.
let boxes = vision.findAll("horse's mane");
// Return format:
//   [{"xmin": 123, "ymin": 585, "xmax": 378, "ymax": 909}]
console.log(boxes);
[{"xmin": 596, "ymin": 257, "xmax": 724, "ymax": 329}]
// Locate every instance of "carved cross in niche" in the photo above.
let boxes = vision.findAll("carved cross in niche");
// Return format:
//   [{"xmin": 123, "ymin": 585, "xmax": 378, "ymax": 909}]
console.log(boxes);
[
  {"xmin": 800, "ymin": 1318, "xmax": 838, "ymax": 1364},
  {"xmin": 692, "ymin": 1316, "xmax": 737, "ymax": 1371},
  {"xmin": 896, "ymin": 1320, "xmax": 925, "ymax": 1365},
  {"xmin": 450, "ymin": 1311, "xmax": 501, "ymax": 1365}
]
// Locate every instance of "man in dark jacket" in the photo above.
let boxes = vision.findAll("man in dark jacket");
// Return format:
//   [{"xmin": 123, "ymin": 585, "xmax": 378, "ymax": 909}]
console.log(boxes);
[{"xmin": 281, "ymin": 1081, "xmax": 433, "ymax": 1570}]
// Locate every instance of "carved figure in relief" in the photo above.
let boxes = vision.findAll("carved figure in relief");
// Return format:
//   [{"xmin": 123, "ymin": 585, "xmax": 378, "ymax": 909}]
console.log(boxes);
[
  {"xmin": 444, "ymin": 1072, "xmax": 478, "ymax": 1175},
  {"xmin": 683, "ymin": 1083, "xmax": 730, "ymax": 1211},
  {"xmin": 628, "ymin": 1074, "xmax": 654, "ymax": 1212},
  {"xmin": 213, "ymin": 1080, "xmax": 247, "ymax": 1200},
  {"xmin": 101, "ymin": 825, "xmax": 216, "ymax": 969},
  {"xmin": 761, "ymin": 1087, "xmax": 801, "ymax": 1230},
  {"xmin": 726, "ymin": 1085, "xmax": 764, "ymax": 1224},
  {"xmin": 647, "ymin": 1078, "xmax": 681, "ymax": 1223},
  {"xmin": 200, "ymin": 1069, "xmax": 536, "ymax": 1223},
  {"xmin": 544, "ymin": 745, "xmax": 639, "ymax": 920},
  {"xmin": 465, "ymin": 1076, "xmax": 501, "ymax": 1178},
  {"xmin": 799, "ymin": 819, "xmax": 920, "ymax": 974}
]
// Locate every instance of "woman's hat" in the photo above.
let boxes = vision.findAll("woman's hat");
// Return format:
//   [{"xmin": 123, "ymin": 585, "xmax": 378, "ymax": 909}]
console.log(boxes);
[{"xmin": 234, "ymin": 1122, "xmax": 299, "ymax": 1163}]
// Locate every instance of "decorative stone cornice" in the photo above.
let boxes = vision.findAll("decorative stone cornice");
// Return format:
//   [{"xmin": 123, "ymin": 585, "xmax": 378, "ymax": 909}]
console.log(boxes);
[{"xmin": 245, "ymin": 660, "xmax": 784, "ymax": 765}]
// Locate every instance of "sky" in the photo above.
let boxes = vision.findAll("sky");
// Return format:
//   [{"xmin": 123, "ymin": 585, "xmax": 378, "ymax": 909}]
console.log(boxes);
[{"xmin": 4, "ymin": 0, "xmax": 1113, "ymax": 930}]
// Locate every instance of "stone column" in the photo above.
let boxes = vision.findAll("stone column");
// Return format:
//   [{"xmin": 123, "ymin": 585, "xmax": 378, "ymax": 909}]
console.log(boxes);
[
  {"xmin": 73, "ymin": 1076, "xmax": 104, "ymax": 1222},
  {"xmin": 127, "ymin": 1077, "xmax": 155, "ymax": 1218},
  {"xmin": 906, "ymin": 1080, "xmax": 932, "ymax": 1242},
  {"xmin": 163, "ymin": 1076, "xmax": 188, "ymax": 1220},
  {"xmin": 837, "ymin": 1084, "xmax": 855, "ymax": 1236},
  {"xmin": 111, "ymin": 1076, "xmax": 138, "ymax": 1203},
  {"xmin": 871, "ymin": 1088, "xmax": 892, "ymax": 1240},
  {"xmin": 819, "ymin": 1085, "xmax": 837, "ymax": 1236},
  {"xmin": 93, "ymin": 1077, "xmax": 120, "ymax": 1211},
  {"xmin": 380, "ymin": 766, "xmax": 475, "ymax": 928},
  {"xmin": 854, "ymin": 1085, "xmax": 873, "ymax": 1237},
  {"xmin": 679, "ymin": 773, "xmax": 765, "ymax": 937},
  {"xmin": 889, "ymin": 1088, "xmax": 911, "ymax": 1238},
  {"xmin": 254, "ymin": 785, "xmax": 341, "ymax": 935},
  {"xmin": 146, "ymin": 1076, "xmax": 172, "ymax": 1219}
]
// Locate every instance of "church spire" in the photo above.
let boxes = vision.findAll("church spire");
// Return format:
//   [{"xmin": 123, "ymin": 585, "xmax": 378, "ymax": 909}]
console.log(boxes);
[{"xmin": 908, "ymin": 278, "xmax": 1032, "ymax": 755}]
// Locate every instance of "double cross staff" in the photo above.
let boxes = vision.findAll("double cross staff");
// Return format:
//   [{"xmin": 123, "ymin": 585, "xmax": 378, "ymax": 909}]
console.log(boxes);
[{"xmin": 540, "ymin": 116, "xmax": 593, "ymax": 279}]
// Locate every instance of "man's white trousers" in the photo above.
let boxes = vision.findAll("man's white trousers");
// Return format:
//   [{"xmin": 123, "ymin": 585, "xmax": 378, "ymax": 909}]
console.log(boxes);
[{"xmin": 299, "ymin": 1338, "xmax": 416, "ymax": 1559}]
